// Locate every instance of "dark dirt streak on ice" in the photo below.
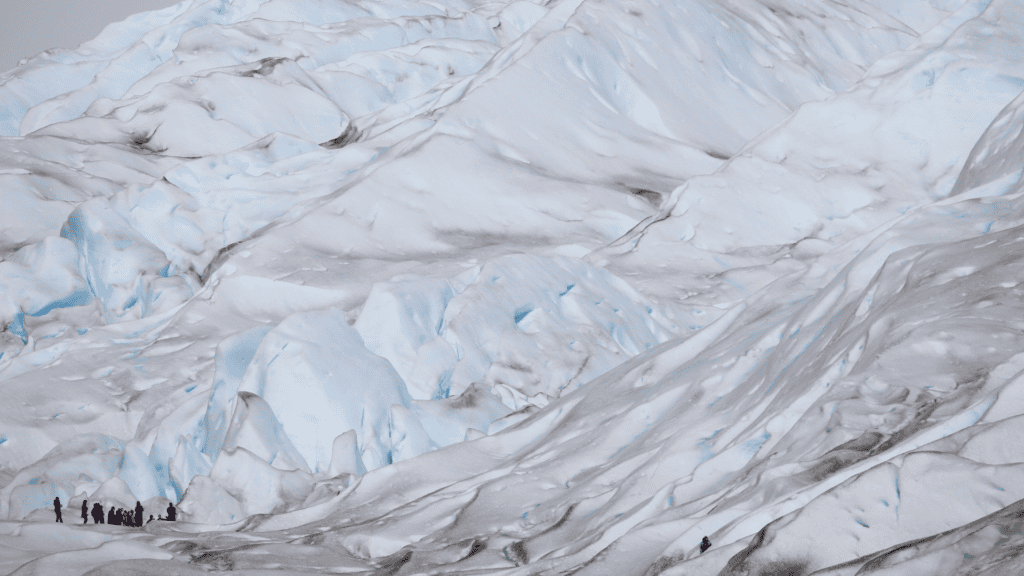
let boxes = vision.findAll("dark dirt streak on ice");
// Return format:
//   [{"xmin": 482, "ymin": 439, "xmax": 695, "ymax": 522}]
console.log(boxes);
[{"xmin": 372, "ymin": 548, "xmax": 413, "ymax": 576}]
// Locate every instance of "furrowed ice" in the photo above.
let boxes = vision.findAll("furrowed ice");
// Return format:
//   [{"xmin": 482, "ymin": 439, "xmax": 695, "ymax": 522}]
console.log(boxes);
[{"xmin": 3, "ymin": 0, "xmax": 1024, "ymax": 573}]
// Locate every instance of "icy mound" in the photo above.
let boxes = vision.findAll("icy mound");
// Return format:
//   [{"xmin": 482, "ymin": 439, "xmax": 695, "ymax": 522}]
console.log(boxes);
[
  {"xmin": 236, "ymin": 308, "xmax": 416, "ymax": 473},
  {"xmin": 0, "ymin": 237, "xmax": 92, "ymax": 344},
  {"xmin": 952, "ymin": 88, "xmax": 1024, "ymax": 199},
  {"xmin": 355, "ymin": 254, "xmax": 680, "ymax": 404}
]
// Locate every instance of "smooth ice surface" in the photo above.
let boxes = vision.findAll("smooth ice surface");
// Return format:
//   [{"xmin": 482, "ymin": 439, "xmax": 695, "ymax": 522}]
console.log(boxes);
[{"xmin": 5, "ymin": 0, "xmax": 1024, "ymax": 573}]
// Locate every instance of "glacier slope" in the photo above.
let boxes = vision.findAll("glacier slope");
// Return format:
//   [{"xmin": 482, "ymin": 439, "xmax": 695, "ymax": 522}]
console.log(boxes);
[{"xmin": 3, "ymin": 0, "xmax": 1024, "ymax": 574}]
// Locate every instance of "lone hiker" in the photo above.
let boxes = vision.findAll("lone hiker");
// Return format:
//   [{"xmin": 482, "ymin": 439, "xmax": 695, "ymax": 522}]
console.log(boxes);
[
  {"xmin": 91, "ymin": 502, "xmax": 104, "ymax": 524},
  {"xmin": 166, "ymin": 502, "xmax": 177, "ymax": 521},
  {"xmin": 700, "ymin": 536, "xmax": 712, "ymax": 554},
  {"xmin": 53, "ymin": 497, "xmax": 62, "ymax": 523},
  {"xmin": 135, "ymin": 501, "xmax": 144, "ymax": 527},
  {"xmin": 81, "ymin": 500, "xmax": 88, "ymax": 524}
]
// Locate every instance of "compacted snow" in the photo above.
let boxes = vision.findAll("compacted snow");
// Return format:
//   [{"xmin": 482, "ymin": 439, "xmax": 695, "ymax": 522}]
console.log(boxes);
[{"xmin": 3, "ymin": 0, "xmax": 1024, "ymax": 573}]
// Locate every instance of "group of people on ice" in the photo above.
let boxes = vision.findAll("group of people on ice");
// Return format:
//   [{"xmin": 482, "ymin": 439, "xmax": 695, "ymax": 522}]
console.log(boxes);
[{"xmin": 51, "ymin": 496, "xmax": 176, "ymax": 525}]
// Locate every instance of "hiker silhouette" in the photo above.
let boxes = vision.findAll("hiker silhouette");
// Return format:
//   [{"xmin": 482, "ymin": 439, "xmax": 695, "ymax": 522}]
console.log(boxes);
[
  {"xmin": 53, "ymin": 497, "xmax": 62, "ymax": 523},
  {"xmin": 700, "ymin": 536, "xmax": 712, "ymax": 554},
  {"xmin": 135, "ymin": 501, "xmax": 144, "ymax": 527},
  {"xmin": 166, "ymin": 502, "xmax": 177, "ymax": 521},
  {"xmin": 91, "ymin": 503, "xmax": 104, "ymax": 524},
  {"xmin": 81, "ymin": 500, "xmax": 88, "ymax": 524},
  {"xmin": 108, "ymin": 508, "xmax": 116, "ymax": 525}
]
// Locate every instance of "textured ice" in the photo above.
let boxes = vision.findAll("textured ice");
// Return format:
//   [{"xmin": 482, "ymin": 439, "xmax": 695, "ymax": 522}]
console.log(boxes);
[
  {"xmin": 237, "ymin": 308, "xmax": 420, "ymax": 472},
  {"xmin": 355, "ymin": 254, "xmax": 680, "ymax": 404},
  {"xmin": 5, "ymin": 0, "xmax": 1024, "ymax": 573},
  {"xmin": 0, "ymin": 237, "xmax": 92, "ymax": 343}
]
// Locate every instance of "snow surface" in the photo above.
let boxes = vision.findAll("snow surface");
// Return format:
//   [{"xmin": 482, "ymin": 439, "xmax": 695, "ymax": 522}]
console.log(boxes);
[{"xmin": 4, "ymin": 0, "xmax": 1024, "ymax": 573}]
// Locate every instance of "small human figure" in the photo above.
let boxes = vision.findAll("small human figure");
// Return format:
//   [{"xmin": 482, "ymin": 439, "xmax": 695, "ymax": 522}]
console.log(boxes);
[
  {"xmin": 81, "ymin": 500, "xmax": 89, "ymax": 524},
  {"xmin": 91, "ymin": 502, "xmax": 104, "ymax": 524},
  {"xmin": 166, "ymin": 502, "xmax": 177, "ymax": 521},
  {"xmin": 53, "ymin": 497, "xmax": 63, "ymax": 523},
  {"xmin": 135, "ymin": 501, "xmax": 144, "ymax": 527},
  {"xmin": 126, "ymin": 510, "xmax": 134, "ymax": 527},
  {"xmin": 700, "ymin": 536, "xmax": 712, "ymax": 554},
  {"xmin": 108, "ymin": 507, "xmax": 116, "ymax": 525},
  {"xmin": 147, "ymin": 514, "xmax": 154, "ymax": 525}
]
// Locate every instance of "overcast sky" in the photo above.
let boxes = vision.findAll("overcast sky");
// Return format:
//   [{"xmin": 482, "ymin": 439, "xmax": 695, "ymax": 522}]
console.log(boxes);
[{"xmin": 1, "ymin": 0, "xmax": 180, "ymax": 73}]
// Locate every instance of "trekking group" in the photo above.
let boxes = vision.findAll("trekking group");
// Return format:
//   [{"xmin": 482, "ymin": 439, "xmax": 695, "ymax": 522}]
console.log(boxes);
[{"xmin": 52, "ymin": 496, "xmax": 177, "ymax": 525}]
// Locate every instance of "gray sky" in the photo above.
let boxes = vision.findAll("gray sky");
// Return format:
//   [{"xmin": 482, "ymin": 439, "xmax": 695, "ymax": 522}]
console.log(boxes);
[{"xmin": 1, "ymin": 0, "xmax": 180, "ymax": 73}]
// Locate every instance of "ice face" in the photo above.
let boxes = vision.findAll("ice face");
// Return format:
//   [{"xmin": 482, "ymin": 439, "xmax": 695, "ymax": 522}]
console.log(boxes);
[
  {"xmin": 234, "ymin": 308, "xmax": 414, "ymax": 473},
  {"xmin": 5, "ymin": 0, "xmax": 1024, "ymax": 573}
]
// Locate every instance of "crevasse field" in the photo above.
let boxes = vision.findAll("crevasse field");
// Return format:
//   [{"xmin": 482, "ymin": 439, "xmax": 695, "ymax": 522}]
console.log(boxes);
[{"xmin": 3, "ymin": 0, "xmax": 1024, "ymax": 573}]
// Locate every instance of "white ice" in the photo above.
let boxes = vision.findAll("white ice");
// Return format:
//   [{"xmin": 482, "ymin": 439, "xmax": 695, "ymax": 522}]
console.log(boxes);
[{"xmin": 3, "ymin": 0, "xmax": 1024, "ymax": 573}]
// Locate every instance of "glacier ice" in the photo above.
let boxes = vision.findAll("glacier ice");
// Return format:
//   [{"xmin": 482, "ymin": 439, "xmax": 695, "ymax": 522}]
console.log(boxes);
[
  {"xmin": 236, "ymin": 308, "xmax": 416, "ymax": 473},
  {"xmin": 5, "ymin": 0, "xmax": 1024, "ymax": 573}
]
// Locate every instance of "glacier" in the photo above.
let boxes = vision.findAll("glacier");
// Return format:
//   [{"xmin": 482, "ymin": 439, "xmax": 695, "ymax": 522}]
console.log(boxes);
[{"xmin": 3, "ymin": 0, "xmax": 1024, "ymax": 573}]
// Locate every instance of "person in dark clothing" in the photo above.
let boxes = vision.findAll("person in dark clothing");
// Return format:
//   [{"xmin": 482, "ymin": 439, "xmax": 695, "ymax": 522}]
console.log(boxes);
[
  {"xmin": 91, "ymin": 503, "xmax": 104, "ymax": 524},
  {"xmin": 108, "ymin": 508, "xmax": 116, "ymax": 525},
  {"xmin": 53, "ymin": 497, "xmax": 63, "ymax": 523},
  {"xmin": 700, "ymin": 536, "xmax": 712, "ymax": 554},
  {"xmin": 126, "ymin": 510, "xmax": 134, "ymax": 527},
  {"xmin": 148, "ymin": 515, "xmax": 154, "ymax": 524},
  {"xmin": 81, "ymin": 500, "xmax": 88, "ymax": 524},
  {"xmin": 135, "ymin": 501, "xmax": 144, "ymax": 527},
  {"xmin": 166, "ymin": 502, "xmax": 177, "ymax": 521}
]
